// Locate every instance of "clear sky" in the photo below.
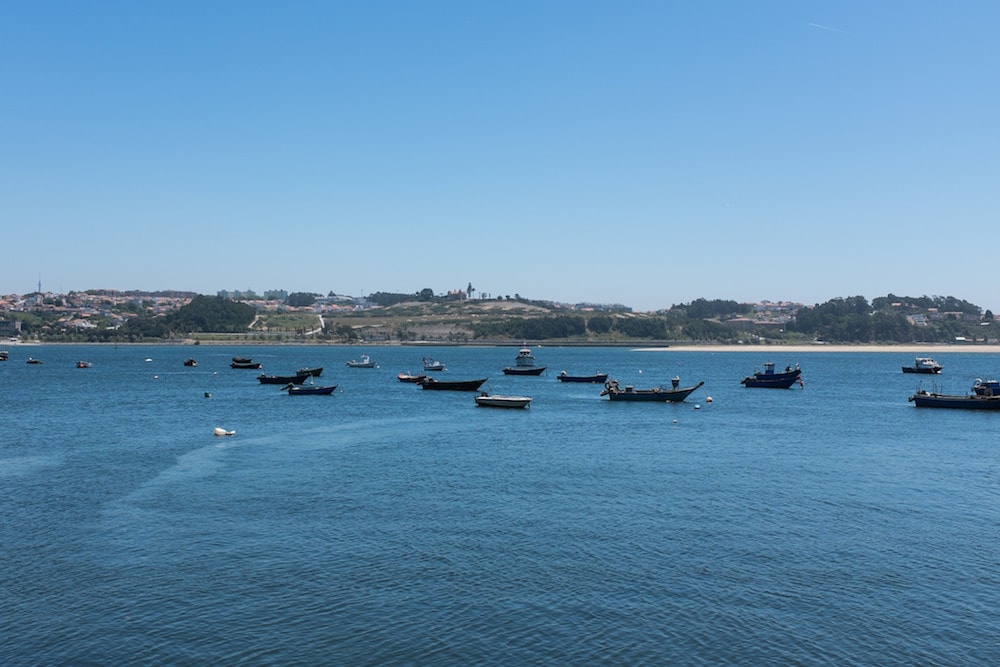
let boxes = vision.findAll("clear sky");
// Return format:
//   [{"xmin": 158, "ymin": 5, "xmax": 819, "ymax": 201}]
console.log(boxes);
[{"xmin": 2, "ymin": 1, "xmax": 998, "ymax": 312}]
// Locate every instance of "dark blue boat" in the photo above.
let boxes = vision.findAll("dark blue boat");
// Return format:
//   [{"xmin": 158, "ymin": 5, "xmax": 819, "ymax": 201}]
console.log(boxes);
[
  {"xmin": 909, "ymin": 378, "xmax": 1000, "ymax": 409},
  {"xmin": 557, "ymin": 371, "xmax": 609, "ymax": 383},
  {"xmin": 258, "ymin": 373, "xmax": 309, "ymax": 385},
  {"xmin": 741, "ymin": 363, "xmax": 802, "ymax": 389}
]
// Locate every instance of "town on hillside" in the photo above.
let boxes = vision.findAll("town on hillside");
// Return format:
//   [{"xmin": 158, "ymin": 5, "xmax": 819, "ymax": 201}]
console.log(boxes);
[{"xmin": 0, "ymin": 289, "xmax": 996, "ymax": 345}]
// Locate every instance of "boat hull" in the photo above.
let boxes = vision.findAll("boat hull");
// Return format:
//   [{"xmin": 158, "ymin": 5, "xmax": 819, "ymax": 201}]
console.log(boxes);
[
  {"xmin": 503, "ymin": 366, "xmax": 546, "ymax": 376},
  {"xmin": 557, "ymin": 373, "xmax": 608, "ymax": 383},
  {"xmin": 909, "ymin": 392, "xmax": 1000, "ymax": 409},
  {"xmin": 902, "ymin": 367, "xmax": 941, "ymax": 374},
  {"xmin": 741, "ymin": 369, "xmax": 801, "ymax": 388},
  {"xmin": 285, "ymin": 385, "xmax": 337, "ymax": 395},
  {"xmin": 297, "ymin": 367, "xmax": 323, "ymax": 377},
  {"xmin": 602, "ymin": 381, "xmax": 705, "ymax": 403},
  {"xmin": 420, "ymin": 378, "xmax": 488, "ymax": 391},
  {"xmin": 475, "ymin": 394, "xmax": 532, "ymax": 408},
  {"xmin": 231, "ymin": 362, "xmax": 262, "ymax": 369},
  {"xmin": 258, "ymin": 374, "xmax": 309, "ymax": 385}
]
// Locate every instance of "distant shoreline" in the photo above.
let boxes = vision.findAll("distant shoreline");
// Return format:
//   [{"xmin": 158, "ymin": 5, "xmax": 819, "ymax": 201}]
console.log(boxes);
[{"xmin": 9, "ymin": 340, "xmax": 1000, "ymax": 353}]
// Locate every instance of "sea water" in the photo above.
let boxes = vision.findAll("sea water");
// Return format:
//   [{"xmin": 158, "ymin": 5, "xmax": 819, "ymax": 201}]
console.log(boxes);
[{"xmin": 1, "ymin": 345, "xmax": 998, "ymax": 665}]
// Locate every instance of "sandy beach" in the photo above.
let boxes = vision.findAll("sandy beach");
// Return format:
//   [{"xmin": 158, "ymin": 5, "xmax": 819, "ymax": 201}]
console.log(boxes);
[{"xmin": 640, "ymin": 344, "xmax": 1000, "ymax": 354}]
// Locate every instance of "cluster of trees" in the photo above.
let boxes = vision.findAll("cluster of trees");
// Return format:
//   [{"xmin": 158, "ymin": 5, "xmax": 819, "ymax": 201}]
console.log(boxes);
[
  {"xmin": 467, "ymin": 312, "xmax": 739, "ymax": 342},
  {"xmin": 117, "ymin": 295, "xmax": 255, "ymax": 339}
]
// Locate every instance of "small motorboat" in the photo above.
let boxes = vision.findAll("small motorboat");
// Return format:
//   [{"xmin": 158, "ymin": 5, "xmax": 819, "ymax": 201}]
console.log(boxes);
[
  {"xmin": 419, "ymin": 377, "xmax": 488, "ymax": 391},
  {"xmin": 741, "ymin": 363, "xmax": 802, "ymax": 389},
  {"xmin": 422, "ymin": 357, "xmax": 446, "ymax": 371},
  {"xmin": 183, "ymin": 358, "xmax": 198, "ymax": 367},
  {"xmin": 258, "ymin": 373, "xmax": 309, "ymax": 385},
  {"xmin": 601, "ymin": 377, "xmax": 705, "ymax": 402},
  {"xmin": 557, "ymin": 371, "xmax": 609, "ymax": 383},
  {"xmin": 231, "ymin": 361, "xmax": 262, "ymax": 369},
  {"xmin": 909, "ymin": 378, "xmax": 1000, "ymax": 409},
  {"xmin": 282, "ymin": 384, "xmax": 337, "ymax": 395},
  {"xmin": 76, "ymin": 360, "xmax": 92, "ymax": 368},
  {"xmin": 297, "ymin": 366, "xmax": 323, "ymax": 377},
  {"xmin": 398, "ymin": 372, "xmax": 428, "ymax": 383},
  {"xmin": 232, "ymin": 356, "xmax": 253, "ymax": 364},
  {"xmin": 503, "ymin": 346, "xmax": 545, "ymax": 375},
  {"xmin": 213, "ymin": 427, "xmax": 236, "ymax": 436},
  {"xmin": 475, "ymin": 392, "xmax": 532, "ymax": 409},
  {"xmin": 346, "ymin": 354, "xmax": 377, "ymax": 368},
  {"xmin": 902, "ymin": 357, "xmax": 942, "ymax": 374},
  {"xmin": 26, "ymin": 357, "xmax": 42, "ymax": 365}
]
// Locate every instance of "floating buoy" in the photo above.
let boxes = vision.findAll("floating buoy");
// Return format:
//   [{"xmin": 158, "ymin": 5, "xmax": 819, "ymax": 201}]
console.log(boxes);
[
  {"xmin": 706, "ymin": 396, "xmax": 713, "ymax": 403},
  {"xmin": 145, "ymin": 358, "xmax": 152, "ymax": 362},
  {"xmin": 694, "ymin": 404, "xmax": 701, "ymax": 409},
  {"xmin": 204, "ymin": 392, "xmax": 211, "ymax": 398},
  {"xmin": 153, "ymin": 375, "xmax": 159, "ymax": 379},
  {"xmin": 213, "ymin": 427, "xmax": 235, "ymax": 436},
  {"xmin": 672, "ymin": 419, "xmax": 678, "ymax": 424}
]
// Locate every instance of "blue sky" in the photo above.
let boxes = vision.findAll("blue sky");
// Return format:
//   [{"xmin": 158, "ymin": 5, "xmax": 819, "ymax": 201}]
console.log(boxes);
[{"xmin": 2, "ymin": 1, "xmax": 998, "ymax": 312}]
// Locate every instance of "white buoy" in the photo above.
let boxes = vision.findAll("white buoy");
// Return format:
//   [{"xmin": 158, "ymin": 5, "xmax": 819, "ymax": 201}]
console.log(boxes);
[
  {"xmin": 672, "ymin": 419, "xmax": 678, "ymax": 424},
  {"xmin": 706, "ymin": 396, "xmax": 713, "ymax": 403},
  {"xmin": 694, "ymin": 404, "xmax": 700, "ymax": 409},
  {"xmin": 213, "ymin": 427, "xmax": 235, "ymax": 436}
]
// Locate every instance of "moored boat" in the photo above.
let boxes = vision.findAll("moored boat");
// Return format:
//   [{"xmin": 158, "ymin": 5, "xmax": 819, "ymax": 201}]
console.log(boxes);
[
  {"xmin": 419, "ymin": 377, "xmax": 488, "ymax": 391},
  {"xmin": 258, "ymin": 373, "xmax": 309, "ymax": 385},
  {"xmin": 297, "ymin": 366, "xmax": 323, "ymax": 377},
  {"xmin": 76, "ymin": 360, "xmax": 92, "ymax": 368},
  {"xmin": 557, "ymin": 371, "xmax": 609, "ymax": 383},
  {"xmin": 346, "ymin": 354, "xmax": 377, "ymax": 368},
  {"xmin": 26, "ymin": 357, "xmax": 42, "ymax": 364},
  {"xmin": 908, "ymin": 378, "xmax": 1000, "ymax": 409},
  {"xmin": 231, "ymin": 361, "xmax": 262, "ymax": 369},
  {"xmin": 741, "ymin": 362, "xmax": 802, "ymax": 389},
  {"xmin": 503, "ymin": 365, "xmax": 547, "ymax": 376},
  {"xmin": 0, "ymin": 350, "xmax": 9, "ymax": 361},
  {"xmin": 183, "ymin": 358, "xmax": 197, "ymax": 367},
  {"xmin": 232, "ymin": 356, "xmax": 253, "ymax": 364},
  {"xmin": 422, "ymin": 357, "xmax": 445, "ymax": 371},
  {"xmin": 902, "ymin": 357, "xmax": 942, "ymax": 374},
  {"xmin": 397, "ymin": 372, "xmax": 427, "ymax": 383},
  {"xmin": 601, "ymin": 377, "xmax": 705, "ymax": 402},
  {"xmin": 282, "ymin": 384, "xmax": 337, "ymax": 395},
  {"xmin": 474, "ymin": 392, "xmax": 532, "ymax": 409}
]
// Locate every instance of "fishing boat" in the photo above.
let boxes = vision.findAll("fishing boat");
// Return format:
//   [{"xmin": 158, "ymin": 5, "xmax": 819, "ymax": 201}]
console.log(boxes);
[
  {"xmin": 258, "ymin": 373, "xmax": 309, "ymax": 385},
  {"xmin": 26, "ymin": 357, "xmax": 42, "ymax": 365},
  {"xmin": 902, "ymin": 357, "xmax": 942, "ymax": 374},
  {"xmin": 76, "ymin": 360, "xmax": 92, "ymax": 368},
  {"xmin": 740, "ymin": 363, "xmax": 802, "ymax": 389},
  {"xmin": 557, "ymin": 371, "xmax": 609, "ymax": 383},
  {"xmin": 397, "ymin": 372, "xmax": 427, "ymax": 383},
  {"xmin": 422, "ymin": 357, "xmax": 445, "ymax": 371},
  {"xmin": 0, "ymin": 350, "xmax": 9, "ymax": 361},
  {"xmin": 297, "ymin": 366, "xmax": 323, "ymax": 377},
  {"xmin": 419, "ymin": 377, "xmax": 488, "ymax": 391},
  {"xmin": 503, "ymin": 346, "xmax": 546, "ymax": 375},
  {"xmin": 232, "ymin": 356, "xmax": 253, "ymax": 364},
  {"xmin": 601, "ymin": 377, "xmax": 705, "ymax": 402},
  {"xmin": 282, "ymin": 384, "xmax": 337, "ymax": 395},
  {"xmin": 231, "ymin": 361, "xmax": 262, "ymax": 369},
  {"xmin": 474, "ymin": 392, "xmax": 532, "ymax": 409},
  {"xmin": 908, "ymin": 378, "xmax": 1000, "ymax": 409},
  {"xmin": 346, "ymin": 354, "xmax": 377, "ymax": 368},
  {"xmin": 183, "ymin": 358, "xmax": 197, "ymax": 367}
]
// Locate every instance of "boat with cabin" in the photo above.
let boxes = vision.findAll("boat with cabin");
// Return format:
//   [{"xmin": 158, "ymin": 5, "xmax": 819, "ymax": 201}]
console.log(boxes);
[
  {"xmin": 740, "ymin": 363, "xmax": 802, "ymax": 389},
  {"xmin": 503, "ymin": 346, "xmax": 546, "ymax": 376},
  {"xmin": 422, "ymin": 357, "xmax": 445, "ymax": 371},
  {"xmin": 902, "ymin": 357, "xmax": 942, "ymax": 374},
  {"xmin": 909, "ymin": 378, "xmax": 1000, "ymax": 409},
  {"xmin": 601, "ymin": 377, "xmax": 705, "ymax": 402},
  {"xmin": 346, "ymin": 354, "xmax": 377, "ymax": 368}
]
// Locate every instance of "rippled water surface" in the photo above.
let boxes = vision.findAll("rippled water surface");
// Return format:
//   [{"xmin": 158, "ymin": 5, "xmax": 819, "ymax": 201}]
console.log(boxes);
[{"xmin": 2, "ymin": 345, "xmax": 998, "ymax": 665}]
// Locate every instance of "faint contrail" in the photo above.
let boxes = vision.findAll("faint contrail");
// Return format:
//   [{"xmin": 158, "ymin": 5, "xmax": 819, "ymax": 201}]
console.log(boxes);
[{"xmin": 809, "ymin": 22, "xmax": 849, "ymax": 34}]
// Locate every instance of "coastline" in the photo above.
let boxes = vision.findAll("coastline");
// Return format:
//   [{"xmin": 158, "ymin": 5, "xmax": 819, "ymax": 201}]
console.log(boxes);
[{"xmin": 653, "ymin": 344, "xmax": 1000, "ymax": 353}]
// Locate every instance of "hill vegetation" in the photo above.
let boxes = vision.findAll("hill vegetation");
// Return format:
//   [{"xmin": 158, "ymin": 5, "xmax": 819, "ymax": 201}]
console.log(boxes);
[{"xmin": 9, "ymin": 292, "xmax": 999, "ymax": 345}]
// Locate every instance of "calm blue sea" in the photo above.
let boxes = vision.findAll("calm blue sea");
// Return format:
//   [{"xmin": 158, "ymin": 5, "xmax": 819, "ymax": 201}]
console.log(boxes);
[{"xmin": 2, "ymin": 344, "xmax": 998, "ymax": 665}]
